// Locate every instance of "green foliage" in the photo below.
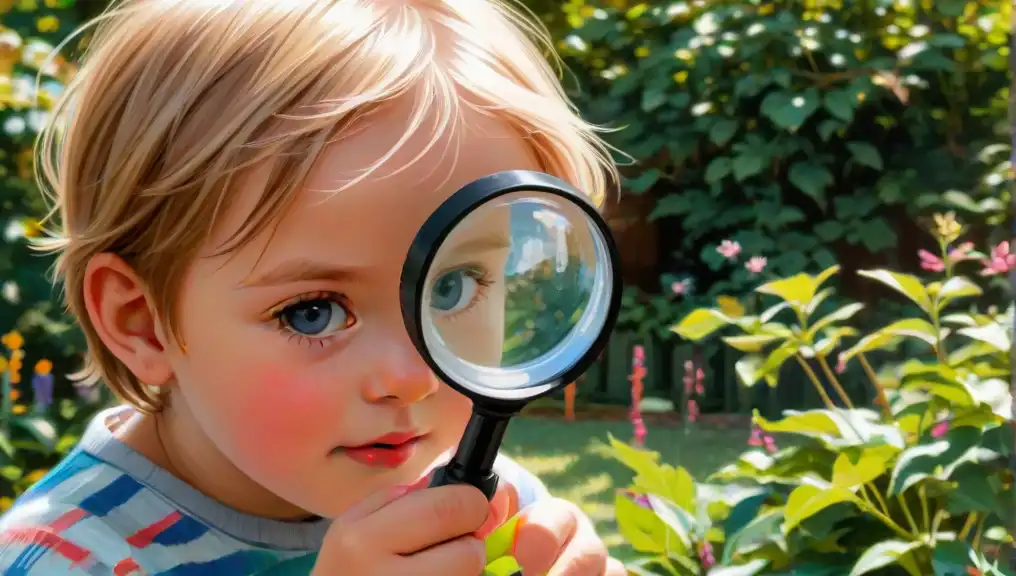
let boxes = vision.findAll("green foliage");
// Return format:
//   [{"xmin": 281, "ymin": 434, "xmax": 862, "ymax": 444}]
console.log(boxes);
[
  {"xmin": 607, "ymin": 222, "xmax": 1014, "ymax": 574},
  {"xmin": 544, "ymin": 0, "xmax": 1011, "ymax": 335}
]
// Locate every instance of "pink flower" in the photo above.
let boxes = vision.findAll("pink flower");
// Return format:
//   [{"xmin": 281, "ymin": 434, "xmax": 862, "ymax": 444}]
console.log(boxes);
[
  {"xmin": 948, "ymin": 242, "xmax": 975, "ymax": 262},
  {"xmin": 697, "ymin": 541, "xmax": 716, "ymax": 569},
  {"xmin": 671, "ymin": 279, "xmax": 690, "ymax": 295},
  {"xmin": 763, "ymin": 435, "xmax": 778, "ymax": 453},
  {"xmin": 931, "ymin": 421, "xmax": 949, "ymax": 438},
  {"xmin": 918, "ymin": 249, "xmax": 945, "ymax": 272},
  {"xmin": 980, "ymin": 241, "xmax": 1016, "ymax": 276},
  {"xmin": 717, "ymin": 240, "xmax": 742, "ymax": 259},
  {"xmin": 745, "ymin": 256, "xmax": 767, "ymax": 274},
  {"xmin": 633, "ymin": 418, "xmax": 647, "ymax": 446},
  {"xmin": 686, "ymin": 399, "xmax": 699, "ymax": 423},
  {"xmin": 835, "ymin": 354, "xmax": 847, "ymax": 374},
  {"xmin": 633, "ymin": 345, "xmax": 645, "ymax": 365},
  {"xmin": 748, "ymin": 425, "xmax": 763, "ymax": 447}
]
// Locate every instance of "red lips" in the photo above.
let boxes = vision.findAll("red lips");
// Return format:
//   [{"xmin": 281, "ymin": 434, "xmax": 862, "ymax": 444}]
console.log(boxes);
[{"xmin": 343, "ymin": 431, "xmax": 423, "ymax": 468}]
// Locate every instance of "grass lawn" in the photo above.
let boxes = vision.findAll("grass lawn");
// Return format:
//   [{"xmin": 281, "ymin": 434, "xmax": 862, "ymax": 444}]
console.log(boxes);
[{"xmin": 501, "ymin": 415, "xmax": 748, "ymax": 556}]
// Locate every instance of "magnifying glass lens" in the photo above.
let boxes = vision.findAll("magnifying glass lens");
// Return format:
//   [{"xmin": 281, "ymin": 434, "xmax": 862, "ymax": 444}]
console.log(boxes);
[{"xmin": 421, "ymin": 190, "xmax": 612, "ymax": 399}]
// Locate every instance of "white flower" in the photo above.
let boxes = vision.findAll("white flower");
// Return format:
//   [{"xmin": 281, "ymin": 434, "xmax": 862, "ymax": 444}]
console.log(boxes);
[
  {"xmin": 564, "ymin": 35, "xmax": 587, "ymax": 52},
  {"xmin": 3, "ymin": 219, "xmax": 25, "ymax": 241},
  {"xmin": 746, "ymin": 23, "xmax": 765, "ymax": 36},
  {"xmin": 909, "ymin": 25, "xmax": 930, "ymax": 37},
  {"xmin": 4, "ymin": 116, "xmax": 25, "ymax": 136},
  {"xmin": 717, "ymin": 45, "xmax": 735, "ymax": 58},
  {"xmin": 985, "ymin": 173, "xmax": 1004, "ymax": 186},
  {"xmin": 898, "ymin": 42, "xmax": 928, "ymax": 61},
  {"xmin": 1, "ymin": 282, "xmax": 18, "ymax": 305},
  {"xmin": 693, "ymin": 13, "xmax": 719, "ymax": 35},
  {"xmin": 830, "ymin": 54, "xmax": 846, "ymax": 67},
  {"xmin": 691, "ymin": 102, "xmax": 713, "ymax": 116},
  {"xmin": 792, "ymin": 96, "xmax": 806, "ymax": 107},
  {"xmin": 26, "ymin": 110, "xmax": 48, "ymax": 133},
  {"xmin": 835, "ymin": 29, "xmax": 849, "ymax": 39}
]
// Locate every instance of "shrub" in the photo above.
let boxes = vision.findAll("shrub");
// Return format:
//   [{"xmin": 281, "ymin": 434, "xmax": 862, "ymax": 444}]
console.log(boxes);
[{"xmin": 605, "ymin": 215, "xmax": 1013, "ymax": 574}]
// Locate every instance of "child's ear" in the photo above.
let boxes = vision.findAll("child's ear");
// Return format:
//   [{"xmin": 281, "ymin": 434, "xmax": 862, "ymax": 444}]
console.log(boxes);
[{"xmin": 83, "ymin": 253, "xmax": 174, "ymax": 388}]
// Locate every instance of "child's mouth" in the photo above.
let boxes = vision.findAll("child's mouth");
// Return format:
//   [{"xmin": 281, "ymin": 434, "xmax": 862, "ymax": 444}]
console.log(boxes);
[{"xmin": 341, "ymin": 432, "xmax": 423, "ymax": 468}]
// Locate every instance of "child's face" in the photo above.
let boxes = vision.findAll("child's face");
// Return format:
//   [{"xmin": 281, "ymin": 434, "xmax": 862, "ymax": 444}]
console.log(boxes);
[{"xmin": 165, "ymin": 98, "xmax": 538, "ymax": 517}]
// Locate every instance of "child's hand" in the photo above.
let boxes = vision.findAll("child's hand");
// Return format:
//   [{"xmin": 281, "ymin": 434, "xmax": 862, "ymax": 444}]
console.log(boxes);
[
  {"xmin": 312, "ymin": 482, "xmax": 491, "ymax": 575},
  {"xmin": 496, "ymin": 484, "xmax": 628, "ymax": 576}
]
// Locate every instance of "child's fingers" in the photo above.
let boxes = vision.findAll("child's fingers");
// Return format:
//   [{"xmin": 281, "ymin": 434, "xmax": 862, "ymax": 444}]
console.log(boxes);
[
  {"xmin": 475, "ymin": 481, "xmax": 519, "ymax": 539},
  {"xmin": 512, "ymin": 499, "xmax": 579, "ymax": 575}
]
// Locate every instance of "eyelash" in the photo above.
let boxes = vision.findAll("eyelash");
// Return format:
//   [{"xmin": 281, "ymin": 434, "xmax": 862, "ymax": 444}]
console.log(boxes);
[
  {"xmin": 267, "ymin": 291, "xmax": 355, "ymax": 347},
  {"xmin": 440, "ymin": 266, "xmax": 496, "ymax": 322}
]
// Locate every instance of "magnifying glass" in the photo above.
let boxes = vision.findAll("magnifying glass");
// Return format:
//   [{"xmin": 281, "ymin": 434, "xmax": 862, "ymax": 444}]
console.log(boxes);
[{"xmin": 400, "ymin": 170, "xmax": 622, "ymax": 501}]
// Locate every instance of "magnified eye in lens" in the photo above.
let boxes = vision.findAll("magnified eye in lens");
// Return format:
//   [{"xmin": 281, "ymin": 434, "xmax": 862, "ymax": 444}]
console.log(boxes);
[{"xmin": 422, "ymin": 190, "xmax": 610, "ymax": 392}]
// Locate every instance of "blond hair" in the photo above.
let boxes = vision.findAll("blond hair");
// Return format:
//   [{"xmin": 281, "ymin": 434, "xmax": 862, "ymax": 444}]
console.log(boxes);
[{"xmin": 35, "ymin": 0, "xmax": 618, "ymax": 412}]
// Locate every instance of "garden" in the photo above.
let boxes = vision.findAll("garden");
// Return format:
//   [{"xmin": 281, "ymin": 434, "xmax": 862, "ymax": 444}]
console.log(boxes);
[{"xmin": 1, "ymin": 0, "xmax": 1013, "ymax": 574}]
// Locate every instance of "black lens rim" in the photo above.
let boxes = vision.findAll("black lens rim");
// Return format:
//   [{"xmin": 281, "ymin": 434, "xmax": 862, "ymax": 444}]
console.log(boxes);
[{"xmin": 400, "ymin": 170, "xmax": 622, "ymax": 412}]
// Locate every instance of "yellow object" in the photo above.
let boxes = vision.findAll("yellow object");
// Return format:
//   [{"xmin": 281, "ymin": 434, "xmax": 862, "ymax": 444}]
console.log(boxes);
[
  {"xmin": 11, "ymin": 405, "xmax": 26, "ymax": 415},
  {"xmin": 9, "ymin": 390, "xmax": 19, "ymax": 401},
  {"xmin": 1, "ymin": 331, "xmax": 23, "ymax": 351},
  {"xmin": 9, "ymin": 373, "xmax": 20, "ymax": 384},
  {"xmin": 24, "ymin": 469, "xmax": 48, "ymax": 484},
  {"xmin": 34, "ymin": 359, "xmax": 52, "ymax": 375},
  {"xmin": 716, "ymin": 295, "xmax": 746, "ymax": 318},
  {"xmin": 0, "ymin": 356, "xmax": 7, "ymax": 373}
]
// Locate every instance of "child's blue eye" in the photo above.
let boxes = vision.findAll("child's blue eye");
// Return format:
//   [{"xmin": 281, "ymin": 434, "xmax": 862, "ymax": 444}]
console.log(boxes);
[
  {"xmin": 431, "ymin": 268, "xmax": 489, "ymax": 314},
  {"xmin": 279, "ymin": 298, "xmax": 354, "ymax": 337}
]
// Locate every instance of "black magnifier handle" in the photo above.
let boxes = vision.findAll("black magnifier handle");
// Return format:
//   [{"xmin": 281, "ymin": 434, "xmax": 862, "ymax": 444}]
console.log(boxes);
[{"xmin": 429, "ymin": 410, "xmax": 512, "ymax": 501}]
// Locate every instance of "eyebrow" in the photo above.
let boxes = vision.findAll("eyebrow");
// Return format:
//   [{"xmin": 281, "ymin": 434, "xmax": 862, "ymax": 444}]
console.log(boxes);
[{"xmin": 238, "ymin": 259, "xmax": 358, "ymax": 288}]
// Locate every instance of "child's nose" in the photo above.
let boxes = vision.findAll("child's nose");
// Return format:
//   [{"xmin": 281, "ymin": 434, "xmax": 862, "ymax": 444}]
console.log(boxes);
[{"xmin": 361, "ymin": 344, "xmax": 439, "ymax": 406}]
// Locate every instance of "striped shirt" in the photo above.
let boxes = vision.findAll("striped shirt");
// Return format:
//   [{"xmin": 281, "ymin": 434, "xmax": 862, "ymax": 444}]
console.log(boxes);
[{"xmin": 0, "ymin": 406, "xmax": 550, "ymax": 575}]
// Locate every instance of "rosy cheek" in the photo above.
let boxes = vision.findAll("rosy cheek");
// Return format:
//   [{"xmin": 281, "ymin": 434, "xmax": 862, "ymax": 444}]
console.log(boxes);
[{"xmin": 231, "ymin": 365, "xmax": 332, "ymax": 455}]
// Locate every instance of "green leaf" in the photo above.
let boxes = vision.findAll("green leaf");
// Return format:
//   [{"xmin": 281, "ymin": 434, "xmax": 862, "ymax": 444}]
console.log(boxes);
[
  {"xmin": 11, "ymin": 417, "xmax": 57, "ymax": 454},
  {"xmin": 761, "ymin": 91, "xmax": 819, "ymax": 130},
  {"xmin": 614, "ymin": 493, "xmax": 671, "ymax": 554},
  {"xmin": 936, "ymin": 276, "xmax": 982, "ymax": 307},
  {"xmin": 641, "ymin": 88, "xmax": 667, "ymax": 112},
  {"xmin": 626, "ymin": 168, "xmax": 662, "ymax": 194},
  {"xmin": 672, "ymin": 308, "xmax": 734, "ymax": 341},
  {"xmin": 710, "ymin": 118, "xmax": 739, "ymax": 146},
  {"xmin": 756, "ymin": 343, "xmax": 797, "ymax": 387},
  {"xmin": 808, "ymin": 303, "xmax": 865, "ymax": 338},
  {"xmin": 783, "ymin": 482, "xmax": 857, "ymax": 534},
  {"xmin": 733, "ymin": 151, "xmax": 768, "ymax": 182},
  {"xmin": 604, "ymin": 433, "xmax": 661, "ymax": 478},
  {"xmin": 705, "ymin": 157, "xmax": 733, "ymax": 184},
  {"xmin": 889, "ymin": 427, "xmax": 1001, "ymax": 495},
  {"xmin": 755, "ymin": 408, "xmax": 905, "ymax": 449},
  {"xmin": 709, "ymin": 559, "xmax": 770, "ymax": 576},
  {"xmin": 724, "ymin": 334, "xmax": 783, "ymax": 353},
  {"xmin": 735, "ymin": 354, "xmax": 764, "ymax": 387},
  {"xmin": 0, "ymin": 466, "xmax": 22, "ymax": 482},
  {"xmin": 936, "ymin": 0, "xmax": 965, "ymax": 16},
  {"xmin": 831, "ymin": 451, "xmax": 889, "ymax": 488},
  {"xmin": 846, "ymin": 142, "xmax": 884, "ymax": 170},
  {"xmin": 876, "ymin": 318, "xmax": 941, "ymax": 346},
  {"xmin": 814, "ymin": 221, "xmax": 844, "ymax": 242},
  {"xmin": 818, "ymin": 119, "xmax": 841, "ymax": 142},
  {"xmin": 849, "ymin": 540, "xmax": 924, "ymax": 576},
  {"xmin": 957, "ymin": 323, "xmax": 1010, "ymax": 351},
  {"xmin": 824, "ymin": 89, "xmax": 856, "ymax": 123},
  {"xmin": 857, "ymin": 269, "xmax": 932, "ymax": 312},
  {"xmin": 858, "ymin": 217, "xmax": 898, "ymax": 253},
  {"xmin": 0, "ymin": 431, "xmax": 14, "ymax": 459},
  {"xmin": 756, "ymin": 265, "xmax": 840, "ymax": 309},
  {"xmin": 722, "ymin": 510, "xmax": 784, "ymax": 564},
  {"xmin": 646, "ymin": 494, "xmax": 696, "ymax": 549},
  {"xmin": 788, "ymin": 162, "xmax": 834, "ymax": 207}
]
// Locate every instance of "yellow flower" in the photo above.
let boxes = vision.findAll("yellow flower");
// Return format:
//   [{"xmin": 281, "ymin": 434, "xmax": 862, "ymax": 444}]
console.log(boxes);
[
  {"xmin": 36, "ymin": 16, "xmax": 59, "ymax": 33},
  {"xmin": 9, "ymin": 373, "xmax": 20, "ymax": 385},
  {"xmin": 11, "ymin": 404, "xmax": 26, "ymax": 415},
  {"xmin": 1, "ymin": 331, "xmax": 23, "ymax": 351},
  {"xmin": 0, "ymin": 497, "xmax": 11, "ymax": 512},
  {"xmin": 933, "ymin": 212, "xmax": 963, "ymax": 243},
  {"xmin": 9, "ymin": 356, "xmax": 21, "ymax": 372},
  {"xmin": 34, "ymin": 359, "xmax": 52, "ymax": 375},
  {"xmin": 23, "ymin": 469, "xmax": 48, "ymax": 484},
  {"xmin": 21, "ymin": 218, "xmax": 42, "ymax": 239}
]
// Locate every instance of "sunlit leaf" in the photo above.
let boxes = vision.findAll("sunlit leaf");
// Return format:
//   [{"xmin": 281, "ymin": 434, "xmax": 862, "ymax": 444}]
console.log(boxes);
[{"xmin": 857, "ymin": 269, "xmax": 932, "ymax": 312}]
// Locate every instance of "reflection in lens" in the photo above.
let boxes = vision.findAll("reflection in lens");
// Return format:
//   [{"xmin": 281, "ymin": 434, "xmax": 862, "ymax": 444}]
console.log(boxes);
[{"xmin": 421, "ymin": 190, "xmax": 611, "ymax": 393}]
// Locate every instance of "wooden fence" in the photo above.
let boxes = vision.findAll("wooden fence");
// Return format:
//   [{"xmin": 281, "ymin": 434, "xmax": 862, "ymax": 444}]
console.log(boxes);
[{"xmin": 556, "ymin": 331, "xmax": 909, "ymax": 418}]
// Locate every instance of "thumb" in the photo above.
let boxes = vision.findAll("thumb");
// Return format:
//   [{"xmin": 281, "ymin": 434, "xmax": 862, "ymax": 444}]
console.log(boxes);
[{"xmin": 475, "ymin": 480, "xmax": 520, "ymax": 539}]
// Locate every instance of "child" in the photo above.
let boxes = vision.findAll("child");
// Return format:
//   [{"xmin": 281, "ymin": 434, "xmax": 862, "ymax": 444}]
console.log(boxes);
[{"xmin": 0, "ymin": 0, "xmax": 625, "ymax": 574}]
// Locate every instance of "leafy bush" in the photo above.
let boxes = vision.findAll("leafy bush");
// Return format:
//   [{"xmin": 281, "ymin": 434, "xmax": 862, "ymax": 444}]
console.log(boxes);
[
  {"xmin": 605, "ymin": 217, "xmax": 1013, "ymax": 574},
  {"xmin": 544, "ymin": 0, "xmax": 1011, "ymax": 339}
]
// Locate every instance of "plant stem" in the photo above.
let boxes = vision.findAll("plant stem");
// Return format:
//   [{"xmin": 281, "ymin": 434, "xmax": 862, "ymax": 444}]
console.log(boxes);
[
  {"xmin": 859, "ymin": 484, "xmax": 876, "ymax": 509},
  {"xmin": 865, "ymin": 482, "xmax": 890, "ymax": 516},
  {"xmin": 817, "ymin": 355, "xmax": 854, "ymax": 409},
  {"xmin": 931, "ymin": 509, "xmax": 947, "ymax": 536},
  {"xmin": 959, "ymin": 513, "xmax": 978, "ymax": 541},
  {"xmin": 972, "ymin": 514, "xmax": 986, "ymax": 551},
  {"xmin": 919, "ymin": 485, "xmax": 931, "ymax": 531},
  {"xmin": 897, "ymin": 494, "xmax": 920, "ymax": 534},
  {"xmin": 857, "ymin": 498, "xmax": 915, "ymax": 541},
  {"xmin": 794, "ymin": 355, "xmax": 836, "ymax": 409},
  {"xmin": 858, "ymin": 353, "xmax": 892, "ymax": 418}
]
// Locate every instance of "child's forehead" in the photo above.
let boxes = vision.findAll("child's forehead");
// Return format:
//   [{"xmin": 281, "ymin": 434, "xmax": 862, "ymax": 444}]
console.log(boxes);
[{"xmin": 206, "ymin": 100, "xmax": 536, "ymax": 275}]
